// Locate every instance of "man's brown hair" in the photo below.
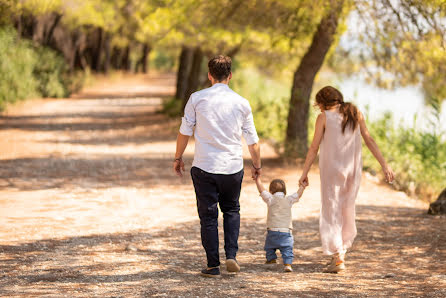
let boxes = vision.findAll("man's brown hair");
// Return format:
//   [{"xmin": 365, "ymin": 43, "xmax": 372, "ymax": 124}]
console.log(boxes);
[
  {"xmin": 269, "ymin": 179, "xmax": 286, "ymax": 195},
  {"xmin": 208, "ymin": 55, "xmax": 231, "ymax": 81}
]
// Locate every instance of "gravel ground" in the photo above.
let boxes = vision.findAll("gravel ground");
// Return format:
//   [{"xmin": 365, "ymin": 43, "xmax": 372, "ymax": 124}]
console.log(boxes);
[{"xmin": 0, "ymin": 73, "xmax": 445, "ymax": 297}]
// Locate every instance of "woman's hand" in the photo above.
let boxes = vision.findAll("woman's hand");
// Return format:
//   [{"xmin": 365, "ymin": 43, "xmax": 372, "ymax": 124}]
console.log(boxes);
[
  {"xmin": 382, "ymin": 164, "xmax": 395, "ymax": 184},
  {"xmin": 299, "ymin": 175, "xmax": 309, "ymax": 187}
]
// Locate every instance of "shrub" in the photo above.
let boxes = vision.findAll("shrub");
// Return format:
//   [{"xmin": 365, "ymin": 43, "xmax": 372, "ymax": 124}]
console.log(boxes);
[
  {"xmin": 363, "ymin": 104, "xmax": 446, "ymax": 201},
  {"xmin": 230, "ymin": 68, "xmax": 290, "ymax": 150},
  {"xmin": 162, "ymin": 97, "xmax": 184, "ymax": 118},
  {"xmin": 0, "ymin": 26, "xmax": 74, "ymax": 110},
  {"xmin": 0, "ymin": 26, "xmax": 38, "ymax": 109},
  {"xmin": 32, "ymin": 46, "xmax": 69, "ymax": 98}
]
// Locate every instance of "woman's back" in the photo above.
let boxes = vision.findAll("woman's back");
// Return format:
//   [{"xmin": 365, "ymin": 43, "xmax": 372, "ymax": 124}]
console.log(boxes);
[{"xmin": 319, "ymin": 109, "xmax": 362, "ymax": 182}]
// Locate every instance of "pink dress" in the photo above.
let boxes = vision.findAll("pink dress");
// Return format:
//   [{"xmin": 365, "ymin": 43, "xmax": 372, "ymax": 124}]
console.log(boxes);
[{"xmin": 319, "ymin": 109, "xmax": 362, "ymax": 255}]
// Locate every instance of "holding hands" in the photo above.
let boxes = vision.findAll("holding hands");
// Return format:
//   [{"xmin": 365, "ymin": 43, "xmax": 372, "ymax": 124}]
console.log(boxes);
[
  {"xmin": 299, "ymin": 175, "xmax": 309, "ymax": 188},
  {"xmin": 251, "ymin": 163, "xmax": 262, "ymax": 179}
]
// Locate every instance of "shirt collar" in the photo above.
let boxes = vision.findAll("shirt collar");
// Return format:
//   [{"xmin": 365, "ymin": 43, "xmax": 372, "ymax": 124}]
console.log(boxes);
[
  {"xmin": 212, "ymin": 83, "xmax": 230, "ymax": 88},
  {"xmin": 273, "ymin": 192, "xmax": 285, "ymax": 196}
]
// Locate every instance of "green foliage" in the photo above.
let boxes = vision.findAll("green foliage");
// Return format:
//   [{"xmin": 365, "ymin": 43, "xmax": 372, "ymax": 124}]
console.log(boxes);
[
  {"xmin": 151, "ymin": 50, "xmax": 176, "ymax": 71},
  {"xmin": 346, "ymin": 0, "xmax": 446, "ymax": 101},
  {"xmin": 33, "ymin": 46, "xmax": 69, "ymax": 98},
  {"xmin": 0, "ymin": 26, "xmax": 39, "ymax": 109},
  {"xmin": 363, "ymin": 105, "xmax": 446, "ymax": 201},
  {"xmin": 162, "ymin": 97, "xmax": 184, "ymax": 118},
  {"xmin": 230, "ymin": 68, "xmax": 290, "ymax": 150},
  {"xmin": 0, "ymin": 26, "xmax": 73, "ymax": 109}
]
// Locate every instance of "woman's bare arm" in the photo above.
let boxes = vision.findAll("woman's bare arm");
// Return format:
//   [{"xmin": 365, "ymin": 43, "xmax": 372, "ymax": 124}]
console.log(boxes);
[
  {"xmin": 359, "ymin": 112, "xmax": 395, "ymax": 183},
  {"xmin": 299, "ymin": 113, "xmax": 326, "ymax": 187}
]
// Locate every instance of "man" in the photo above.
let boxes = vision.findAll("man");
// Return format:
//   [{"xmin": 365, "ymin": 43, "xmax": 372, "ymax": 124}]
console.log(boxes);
[{"xmin": 173, "ymin": 55, "xmax": 261, "ymax": 278}]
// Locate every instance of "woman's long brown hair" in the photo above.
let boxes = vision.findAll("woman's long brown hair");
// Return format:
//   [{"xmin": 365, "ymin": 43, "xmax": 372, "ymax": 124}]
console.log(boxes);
[{"xmin": 315, "ymin": 86, "xmax": 359, "ymax": 133}]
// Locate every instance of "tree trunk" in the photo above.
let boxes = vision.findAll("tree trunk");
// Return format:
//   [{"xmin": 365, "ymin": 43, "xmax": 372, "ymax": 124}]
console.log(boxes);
[
  {"xmin": 175, "ymin": 46, "xmax": 194, "ymax": 100},
  {"xmin": 43, "ymin": 13, "xmax": 62, "ymax": 46},
  {"xmin": 136, "ymin": 43, "xmax": 151, "ymax": 73},
  {"xmin": 122, "ymin": 45, "xmax": 131, "ymax": 71},
  {"xmin": 91, "ymin": 27, "xmax": 103, "ymax": 72},
  {"xmin": 102, "ymin": 33, "xmax": 111, "ymax": 73},
  {"xmin": 285, "ymin": 1, "xmax": 344, "ymax": 158},
  {"xmin": 111, "ymin": 47, "xmax": 121, "ymax": 69},
  {"xmin": 183, "ymin": 47, "xmax": 204, "ymax": 107}
]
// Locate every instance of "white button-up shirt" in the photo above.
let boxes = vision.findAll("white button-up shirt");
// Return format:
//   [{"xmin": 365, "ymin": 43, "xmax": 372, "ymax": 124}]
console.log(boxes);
[{"xmin": 179, "ymin": 83, "xmax": 259, "ymax": 174}]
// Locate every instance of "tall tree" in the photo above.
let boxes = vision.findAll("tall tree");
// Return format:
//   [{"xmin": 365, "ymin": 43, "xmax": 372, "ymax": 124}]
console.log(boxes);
[
  {"xmin": 285, "ymin": 1, "xmax": 345, "ymax": 157},
  {"xmin": 183, "ymin": 47, "xmax": 204, "ymax": 106},
  {"xmin": 175, "ymin": 46, "xmax": 194, "ymax": 100}
]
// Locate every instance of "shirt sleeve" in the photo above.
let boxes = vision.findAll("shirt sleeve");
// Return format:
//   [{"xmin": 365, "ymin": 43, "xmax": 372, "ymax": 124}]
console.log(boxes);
[
  {"xmin": 287, "ymin": 193, "xmax": 300, "ymax": 205},
  {"xmin": 260, "ymin": 190, "xmax": 274, "ymax": 206},
  {"xmin": 179, "ymin": 95, "xmax": 195, "ymax": 136},
  {"xmin": 241, "ymin": 106, "xmax": 259, "ymax": 145}
]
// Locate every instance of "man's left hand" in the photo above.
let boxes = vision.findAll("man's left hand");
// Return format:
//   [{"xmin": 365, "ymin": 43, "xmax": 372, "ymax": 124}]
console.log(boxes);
[{"xmin": 173, "ymin": 159, "xmax": 185, "ymax": 177}]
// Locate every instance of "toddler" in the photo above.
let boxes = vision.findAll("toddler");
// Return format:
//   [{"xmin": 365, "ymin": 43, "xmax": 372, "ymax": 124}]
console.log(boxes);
[{"xmin": 255, "ymin": 175, "xmax": 305, "ymax": 272}]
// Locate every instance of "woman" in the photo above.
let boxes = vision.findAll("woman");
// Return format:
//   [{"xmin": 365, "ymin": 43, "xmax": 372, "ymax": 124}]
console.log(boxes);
[{"xmin": 299, "ymin": 86, "xmax": 394, "ymax": 273}]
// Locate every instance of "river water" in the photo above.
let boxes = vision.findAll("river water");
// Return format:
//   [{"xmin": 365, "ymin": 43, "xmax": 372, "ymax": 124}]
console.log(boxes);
[{"xmin": 339, "ymin": 78, "xmax": 446, "ymax": 133}]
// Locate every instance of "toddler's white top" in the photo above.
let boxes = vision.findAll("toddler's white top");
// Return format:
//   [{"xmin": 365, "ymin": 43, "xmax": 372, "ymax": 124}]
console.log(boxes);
[{"xmin": 260, "ymin": 191, "xmax": 300, "ymax": 230}]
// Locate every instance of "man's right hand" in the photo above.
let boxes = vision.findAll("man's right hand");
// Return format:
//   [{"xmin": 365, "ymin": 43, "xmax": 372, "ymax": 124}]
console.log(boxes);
[{"xmin": 173, "ymin": 159, "xmax": 185, "ymax": 177}]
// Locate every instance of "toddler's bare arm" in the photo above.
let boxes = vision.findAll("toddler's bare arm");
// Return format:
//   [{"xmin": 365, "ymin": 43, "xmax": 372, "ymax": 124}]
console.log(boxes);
[
  {"xmin": 297, "ymin": 185, "xmax": 305, "ymax": 198},
  {"xmin": 255, "ymin": 175, "xmax": 266, "ymax": 194}
]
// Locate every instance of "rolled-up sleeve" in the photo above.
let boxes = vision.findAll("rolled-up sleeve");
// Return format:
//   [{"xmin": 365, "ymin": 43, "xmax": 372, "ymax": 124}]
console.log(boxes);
[
  {"xmin": 179, "ymin": 96, "xmax": 195, "ymax": 136},
  {"xmin": 287, "ymin": 193, "xmax": 300, "ymax": 205},
  {"xmin": 242, "ymin": 108, "xmax": 259, "ymax": 145},
  {"xmin": 260, "ymin": 190, "xmax": 274, "ymax": 206}
]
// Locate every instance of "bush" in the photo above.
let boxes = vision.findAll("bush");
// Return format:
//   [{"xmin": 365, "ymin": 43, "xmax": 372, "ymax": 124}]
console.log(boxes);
[
  {"xmin": 0, "ymin": 26, "xmax": 73, "ymax": 110},
  {"xmin": 230, "ymin": 68, "xmax": 290, "ymax": 150},
  {"xmin": 162, "ymin": 97, "xmax": 184, "ymax": 118},
  {"xmin": 32, "ymin": 46, "xmax": 69, "ymax": 98},
  {"xmin": 363, "ymin": 104, "xmax": 446, "ymax": 201},
  {"xmin": 0, "ymin": 26, "xmax": 38, "ymax": 109}
]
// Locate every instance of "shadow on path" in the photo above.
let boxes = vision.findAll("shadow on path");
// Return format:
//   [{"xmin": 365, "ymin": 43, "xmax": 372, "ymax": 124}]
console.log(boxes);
[{"xmin": 0, "ymin": 205, "xmax": 444, "ymax": 297}]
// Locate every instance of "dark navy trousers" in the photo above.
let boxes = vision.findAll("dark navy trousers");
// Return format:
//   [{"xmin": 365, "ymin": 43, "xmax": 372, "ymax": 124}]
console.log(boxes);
[{"xmin": 190, "ymin": 166, "xmax": 243, "ymax": 268}]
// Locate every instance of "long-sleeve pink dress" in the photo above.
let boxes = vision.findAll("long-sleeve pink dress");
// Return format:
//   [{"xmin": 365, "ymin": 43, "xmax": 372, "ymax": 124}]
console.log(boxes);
[{"xmin": 319, "ymin": 109, "xmax": 362, "ymax": 255}]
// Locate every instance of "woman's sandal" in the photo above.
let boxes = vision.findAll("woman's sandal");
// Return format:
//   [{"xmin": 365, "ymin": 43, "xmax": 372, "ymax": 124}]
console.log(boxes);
[
  {"xmin": 324, "ymin": 254, "xmax": 345, "ymax": 273},
  {"xmin": 324, "ymin": 260, "xmax": 345, "ymax": 273}
]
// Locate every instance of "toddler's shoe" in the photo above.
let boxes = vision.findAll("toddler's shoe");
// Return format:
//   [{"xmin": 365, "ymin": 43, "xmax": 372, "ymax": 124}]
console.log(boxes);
[
  {"xmin": 284, "ymin": 264, "xmax": 293, "ymax": 272},
  {"xmin": 265, "ymin": 259, "xmax": 277, "ymax": 264},
  {"xmin": 200, "ymin": 267, "xmax": 221, "ymax": 278},
  {"xmin": 225, "ymin": 259, "xmax": 240, "ymax": 273}
]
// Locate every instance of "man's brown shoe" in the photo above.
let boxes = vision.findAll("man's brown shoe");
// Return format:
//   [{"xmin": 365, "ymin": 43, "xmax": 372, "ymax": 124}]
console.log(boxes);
[{"xmin": 226, "ymin": 259, "xmax": 240, "ymax": 273}]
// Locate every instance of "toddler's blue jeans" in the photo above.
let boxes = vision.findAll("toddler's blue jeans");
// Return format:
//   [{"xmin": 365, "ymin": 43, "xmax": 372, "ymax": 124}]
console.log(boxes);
[{"xmin": 264, "ymin": 230, "xmax": 294, "ymax": 264}]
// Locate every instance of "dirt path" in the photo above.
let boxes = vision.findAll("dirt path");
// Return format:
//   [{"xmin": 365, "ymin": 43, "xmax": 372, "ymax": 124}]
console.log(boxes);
[{"xmin": 0, "ymin": 73, "xmax": 444, "ymax": 297}]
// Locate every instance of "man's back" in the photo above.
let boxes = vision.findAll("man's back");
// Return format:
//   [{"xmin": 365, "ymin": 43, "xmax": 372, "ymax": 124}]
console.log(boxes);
[{"xmin": 180, "ymin": 83, "xmax": 258, "ymax": 174}]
